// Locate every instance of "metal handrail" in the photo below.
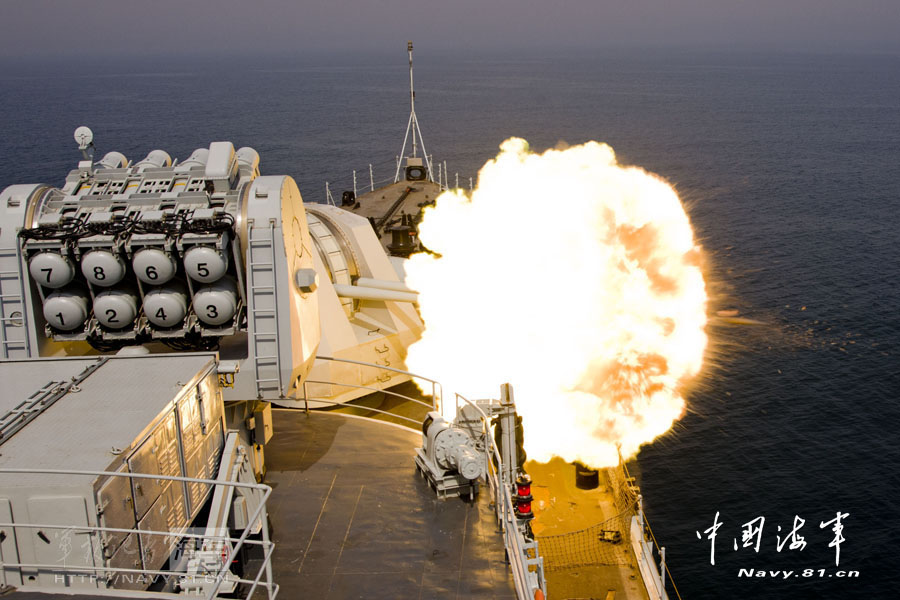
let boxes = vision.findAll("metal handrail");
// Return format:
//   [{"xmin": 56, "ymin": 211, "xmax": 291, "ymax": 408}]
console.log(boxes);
[
  {"xmin": 0, "ymin": 467, "xmax": 277, "ymax": 600},
  {"xmin": 453, "ymin": 392, "xmax": 546, "ymax": 600},
  {"xmin": 641, "ymin": 512, "xmax": 684, "ymax": 600},
  {"xmin": 326, "ymin": 164, "xmax": 471, "ymax": 202},
  {"xmin": 298, "ymin": 361, "xmax": 541, "ymax": 599},
  {"xmin": 296, "ymin": 394, "xmax": 423, "ymax": 428},
  {"xmin": 314, "ymin": 354, "xmax": 441, "ymax": 385},
  {"xmin": 303, "ymin": 378, "xmax": 434, "ymax": 410},
  {"xmin": 0, "ymin": 558, "xmax": 278, "ymax": 590},
  {"xmin": 621, "ymin": 460, "xmax": 681, "ymax": 600},
  {"xmin": 313, "ymin": 354, "xmax": 442, "ymax": 412},
  {"xmin": 0, "ymin": 520, "xmax": 271, "ymax": 546}
]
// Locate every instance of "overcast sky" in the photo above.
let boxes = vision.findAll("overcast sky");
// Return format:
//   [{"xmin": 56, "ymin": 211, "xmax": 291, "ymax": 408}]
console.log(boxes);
[{"xmin": 1, "ymin": 0, "xmax": 898, "ymax": 60}]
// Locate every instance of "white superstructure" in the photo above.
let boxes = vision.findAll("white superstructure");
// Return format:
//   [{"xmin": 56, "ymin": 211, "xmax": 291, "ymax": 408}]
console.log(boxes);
[{"xmin": 0, "ymin": 129, "xmax": 424, "ymax": 405}]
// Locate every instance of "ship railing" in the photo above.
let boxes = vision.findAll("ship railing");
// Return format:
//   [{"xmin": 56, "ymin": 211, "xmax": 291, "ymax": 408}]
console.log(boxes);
[
  {"xmin": 453, "ymin": 392, "xmax": 547, "ymax": 600},
  {"xmin": 296, "ymin": 360, "xmax": 545, "ymax": 599},
  {"xmin": 323, "ymin": 156, "xmax": 473, "ymax": 204},
  {"xmin": 0, "ymin": 468, "xmax": 277, "ymax": 600},
  {"xmin": 618, "ymin": 461, "xmax": 684, "ymax": 600},
  {"xmin": 298, "ymin": 355, "xmax": 442, "ymax": 428},
  {"xmin": 323, "ymin": 156, "xmax": 399, "ymax": 204},
  {"xmin": 632, "ymin": 500, "xmax": 683, "ymax": 600}
]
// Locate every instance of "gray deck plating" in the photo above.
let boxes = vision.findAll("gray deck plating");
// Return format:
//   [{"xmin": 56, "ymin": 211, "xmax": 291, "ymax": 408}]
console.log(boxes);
[{"xmin": 265, "ymin": 409, "xmax": 516, "ymax": 599}]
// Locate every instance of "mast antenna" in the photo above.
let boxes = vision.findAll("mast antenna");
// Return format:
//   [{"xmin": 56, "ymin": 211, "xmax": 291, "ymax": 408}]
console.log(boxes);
[{"xmin": 394, "ymin": 41, "xmax": 433, "ymax": 183}]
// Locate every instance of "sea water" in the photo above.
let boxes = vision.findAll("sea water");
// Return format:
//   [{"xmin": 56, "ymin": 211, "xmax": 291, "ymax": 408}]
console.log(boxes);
[{"xmin": 0, "ymin": 48, "xmax": 897, "ymax": 599}]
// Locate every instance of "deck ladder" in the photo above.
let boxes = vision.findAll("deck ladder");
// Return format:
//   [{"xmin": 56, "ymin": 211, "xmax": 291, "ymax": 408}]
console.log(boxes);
[
  {"xmin": 247, "ymin": 219, "xmax": 284, "ymax": 398},
  {"xmin": 0, "ymin": 245, "xmax": 32, "ymax": 359}
]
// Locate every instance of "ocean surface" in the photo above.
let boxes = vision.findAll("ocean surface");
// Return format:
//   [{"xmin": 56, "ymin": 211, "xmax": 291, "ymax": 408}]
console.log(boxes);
[{"xmin": 1, "ymin": 49, "xmax": 898, "ymax": 599}]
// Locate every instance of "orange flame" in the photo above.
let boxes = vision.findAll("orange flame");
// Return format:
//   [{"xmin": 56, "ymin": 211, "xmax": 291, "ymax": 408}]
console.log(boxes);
[{"xmin": 405, "ymin": 138, "xmax": 708, "ymax": 468}]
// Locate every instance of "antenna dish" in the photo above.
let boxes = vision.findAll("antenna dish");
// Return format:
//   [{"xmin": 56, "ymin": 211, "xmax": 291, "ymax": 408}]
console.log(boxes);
[{"xmin": 74, "ymin": 126, "xmax": 94, "ymax": 150}]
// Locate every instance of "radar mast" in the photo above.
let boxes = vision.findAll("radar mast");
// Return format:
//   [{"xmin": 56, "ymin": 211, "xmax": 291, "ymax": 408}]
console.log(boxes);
[{"xmin": 394, "ymin": 41, "xmax": 433, "ymax": 183}]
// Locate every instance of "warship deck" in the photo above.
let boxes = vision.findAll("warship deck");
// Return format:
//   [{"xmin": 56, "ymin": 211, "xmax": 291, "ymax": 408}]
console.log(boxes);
[
  {"xmin": 527, "ymin": 461, "xmax": 652, "ymax": 600},
  {"xmin": 263, "ymin": 409, "xmax": 516, "ymax": 599},
  {"xmin": 325, "ymin": 389, "xmax": 656, "ymax": 600},
  {"xmin": 345, "ymin": 179, "xmax": 443, "ymax": 254},
  {"xmin": 324, "ymin": 394, "xmax": 656, "ymax": 600},
  {"xmin": 1, "ymin": 405, "xmax": 656, "ymax": 600}
]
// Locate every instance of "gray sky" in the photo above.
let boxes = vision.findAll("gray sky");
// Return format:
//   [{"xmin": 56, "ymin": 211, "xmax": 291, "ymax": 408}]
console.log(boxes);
[{"xmin": 1, "ymin": 0, "xmax": 898, "ymax": 59}]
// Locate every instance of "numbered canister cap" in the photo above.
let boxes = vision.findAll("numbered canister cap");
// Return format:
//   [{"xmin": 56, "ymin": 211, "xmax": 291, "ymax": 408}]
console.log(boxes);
[
  {"xmin": 43, "ymin": 290, "xmax": 89, "ymax": 331},
  {"xmin": 94, "ymin": 289, "xmax": 138, "ymax": 329},
  {"xmin": 81, "ymin": 250, "xmax": 126, "ymax": 287},
  {"xmin": 183, "ymin": 246, "xmax": 228, "ymax": 283},
  {"xmin": 133, "ymin": 248, "xmax": 178, "ymax": 284},
  {"xmin": 193, "ymin": 280, "xmax": 238, "ymax": 326},
  {"xmin": 143, "ymin": 285, "xmax": 188, "ymax": 328},
  {"xmin": 29, "ymin": 252, "xmax": 75, "ymax": 289}
]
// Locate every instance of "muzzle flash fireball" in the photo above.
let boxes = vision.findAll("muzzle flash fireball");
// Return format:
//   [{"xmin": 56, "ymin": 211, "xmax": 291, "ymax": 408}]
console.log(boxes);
[{"xmin": 405, "ymin": 138, "xmax": 708, "ymax": 468}]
